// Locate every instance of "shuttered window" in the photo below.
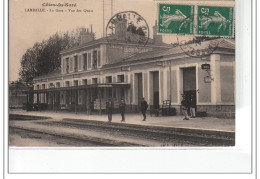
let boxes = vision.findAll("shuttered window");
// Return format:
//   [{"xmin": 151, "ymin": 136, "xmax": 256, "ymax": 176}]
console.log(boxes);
[
  {"xmin": 97, "ymin": 50, "xmax": 101, "ymax": 67},
  {"xmin": 66, "ymin": 58, "xmax": 69, "ymax": 73},
  {"xmin": 83, "ymin": 53, "xmax": 87, "ymax": 70},
  {"xmin": 69, "ymin": 57, "xmax": 73, "ymax": 72},
  {"xmin": 93, "ymin": 50, "xmax": 97, "ymax": 69},
  {"xmin": 78, "ymin": 55, "xmax": 82, "ymax": 71},
  {"xmin": 74, "ymin": 56, "xmax": 78, "ymax": 72},
  {"xmin": 88, "ymin": 53, "xmax": 91, "ymax": 70}
]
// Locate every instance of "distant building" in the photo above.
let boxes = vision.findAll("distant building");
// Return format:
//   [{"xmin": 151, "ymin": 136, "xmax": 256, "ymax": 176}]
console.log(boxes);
[
  {"xmin": 9, "ymin": 81, "xmax": 31, "ymax": 109},
  {"xmin": 32, "ymin": 21, "xmax": 235, "ymax": 118}
]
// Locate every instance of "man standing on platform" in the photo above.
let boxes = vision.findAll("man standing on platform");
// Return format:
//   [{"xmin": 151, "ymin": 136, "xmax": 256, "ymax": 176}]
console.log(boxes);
[
  {"xmin": 181, "ymin": 94, "xmax": 190, "ymax": 120},
  {"xmin": 190, "ymin": 94, "xmax": 196, "ymax": 118},
  {"xmin": 141, "ymin": 97, "xmax": 148, "ymax": 121},
  {"xmin": 119, "ymin": 99, "xmax": 126, "ymax": 122},
  {"xmin": 106, "ymin": 98, "xmax": 114, "ymax": 122}
]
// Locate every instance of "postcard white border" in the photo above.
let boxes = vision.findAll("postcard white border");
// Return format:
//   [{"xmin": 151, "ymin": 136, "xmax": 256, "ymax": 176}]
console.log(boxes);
[{"xmin": 2, "ymin": 0, "xmax": 257, "ymax": 178}]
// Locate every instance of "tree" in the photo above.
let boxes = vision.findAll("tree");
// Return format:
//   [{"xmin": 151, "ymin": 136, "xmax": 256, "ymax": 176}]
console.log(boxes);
[
  {"xmin": 127, "ymin": 24, "xmax": 145, "ymax": 36},
  {"xmin": 19, "ymin": 28, "xmax": 84, "ymax": 85},
  {"xmin": 136, "ymin": 27, "xmax": 145, "ymax": 36}
]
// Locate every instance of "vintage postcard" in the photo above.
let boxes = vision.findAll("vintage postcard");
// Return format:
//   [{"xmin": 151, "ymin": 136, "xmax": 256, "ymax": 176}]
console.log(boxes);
[{"xmin": 6, "ymin": 0, "xmax": 253, "ymax": 174}]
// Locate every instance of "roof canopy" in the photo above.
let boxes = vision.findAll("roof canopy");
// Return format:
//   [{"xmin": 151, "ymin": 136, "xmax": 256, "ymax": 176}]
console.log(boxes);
[{"xmin": 29, "ymin": 83, "xmax": 131, "ymax": 93}]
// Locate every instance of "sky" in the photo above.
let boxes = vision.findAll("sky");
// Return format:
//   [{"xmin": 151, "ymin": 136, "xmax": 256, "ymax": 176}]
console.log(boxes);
[{"xmin": 9, "ymin": 0, "xmax": 234, "ymax": 82}]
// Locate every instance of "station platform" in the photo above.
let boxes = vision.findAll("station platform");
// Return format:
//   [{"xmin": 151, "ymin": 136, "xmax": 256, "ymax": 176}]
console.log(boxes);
[{"xmin": 9, "ymin": 109, "xmax": 235, "ymax": 132}]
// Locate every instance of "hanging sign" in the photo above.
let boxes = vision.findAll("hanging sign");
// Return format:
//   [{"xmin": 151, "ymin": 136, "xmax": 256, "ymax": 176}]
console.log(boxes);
[{"xmin": 201, "ymin": 64, "xmax": 210, "ymax": 70}]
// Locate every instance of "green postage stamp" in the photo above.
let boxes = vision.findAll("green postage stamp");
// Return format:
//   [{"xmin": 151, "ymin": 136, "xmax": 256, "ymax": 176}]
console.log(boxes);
[
  {"xmin": 158, "ymin": 4, "xmax": 194, "ymax": 35},
  {"xmin": 158, "ymin": 4, "xmax": 234, "ymax": 37},
  {"xmin": 197, "ymin": 6, "xmax": 234, "ymax": 36}
]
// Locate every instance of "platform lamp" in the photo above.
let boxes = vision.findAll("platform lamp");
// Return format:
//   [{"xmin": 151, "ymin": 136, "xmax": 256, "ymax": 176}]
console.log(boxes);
[{"xmin": 201, "ymin": 57, "xmax": 214, "ymax": 83}]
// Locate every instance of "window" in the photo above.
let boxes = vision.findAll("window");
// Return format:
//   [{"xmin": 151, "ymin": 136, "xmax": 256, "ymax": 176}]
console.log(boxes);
[
  {"xmin": 69, "ymin": 58, "xmax": 73, "ymax": 72},
  {"xmin": 49, "ymin": 83, "xmax": 54, "ymax": 88},
  {"xmin": 83, "ymin": 53, "xmax": 87, "ymax": 71},
  {"xmin": 93, "ymin": 50, "xmax": 97, "ymax": 69},
  {"xmin": 65, "ymin": 81, "xmax": 70, "ymax": 87},
  {"xmin": 62, "ymin": 58, "xmax": 65, "ymax": 73},
  {"xmin": 117, "ymin": 75, "xmax": 124, "ymax": 83},
  {"xmin": 88, "ymin": 53, "xmax": 92, "ymax": 69},
  {"xmin": 36, "ymin": 85, "xmax": 40, "ymax": 90},
  {"xmin": 97, "ymin": 50, "xmax": 101, "ymax": 67},
  {"xmin": 82, "ymin": 79, "xmax": 88, "ymax": 85},
  {"xmin": 92, "ymin": 78, "xmax": 98, "ymax": 84},
  {"xmin": 42, "ymin": 84, "xmax": 46, "ymax": 89},
  {"xmin": 106, "ymin": 76, "xmax": 112, "ymax": 83},
  {"xmin": 73, "ymin": 80, "xmax": 78, "ymax": 86},
  {"xmin": 78, "ymin": 55, "xmax": 82, "ymax": 71},
  {"xmin": 74, "ymin": 56, "xmax": 78, "ymax": 72},
  {"xmin": 56, "ymin": 82, "xmax": 60, "ymax": 88},
  {"xmin": 66, "ymin": 58, "xmax": 69, "ymax": 73}
]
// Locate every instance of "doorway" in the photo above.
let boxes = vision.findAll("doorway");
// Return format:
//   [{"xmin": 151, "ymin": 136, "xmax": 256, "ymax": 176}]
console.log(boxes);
[
  {"xmin": 182, "ymin": 67, "xmax": 197, "ymax": 115},
  {"xmin": 153, "ymin": 71, "xmax": 159, "ymax": 109}
]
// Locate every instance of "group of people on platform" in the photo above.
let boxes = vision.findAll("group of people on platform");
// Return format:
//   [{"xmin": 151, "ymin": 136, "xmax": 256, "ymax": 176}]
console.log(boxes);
[
  {"xmin": 106, "ymin": 94, "xmax": 196, "ymax": 122},
  {"xmin": 106, "ymin": 97, "xmax": 148, "ymax": 123},
  {"xmin": 181, "ymin": 94, "xmax": 196, "ymax": 120}
]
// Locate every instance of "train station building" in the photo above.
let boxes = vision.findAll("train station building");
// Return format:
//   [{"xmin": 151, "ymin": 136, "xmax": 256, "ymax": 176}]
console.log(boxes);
[{"xmin": 32, "ymin": 22, "xmax": 235, "ymax": 118}]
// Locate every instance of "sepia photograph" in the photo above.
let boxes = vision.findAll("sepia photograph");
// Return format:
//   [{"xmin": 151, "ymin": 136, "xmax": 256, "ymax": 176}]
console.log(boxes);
[{"xmin": 9, "ymin": 0, "xmax": 235, "ymax": 148}]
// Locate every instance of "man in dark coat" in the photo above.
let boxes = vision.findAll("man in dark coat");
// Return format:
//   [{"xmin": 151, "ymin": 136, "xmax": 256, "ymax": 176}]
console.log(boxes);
[
  {"xmin": 190, "ymin": 94, "xmax": 196, "ymax": 118},
  {"xmin": 106, "ymin": 98, "xmax": 114, "ymax": 122},
  {"xmin": 140, "ymin": 97, "xmax": 148, "ymax": 121},
  {"xmin": 181, "ymin": 95, "xmax": 190, "ymax": 120},
  {"xmin": 119, "ymin": 99, "xmax": 126, "ymax": 122}
]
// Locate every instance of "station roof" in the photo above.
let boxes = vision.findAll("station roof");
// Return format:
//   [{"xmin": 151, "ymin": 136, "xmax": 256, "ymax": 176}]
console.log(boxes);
[
  {"xmin": 29, "ymin": 83, "xmax": 131, "ymax": 93},
  {"xmin": 60, "ymin": 36, "xmax": 170, "ymax": 55},
  {"xmin": 104, "ymin": 38, "xmax": 235, "ymax": 67}
]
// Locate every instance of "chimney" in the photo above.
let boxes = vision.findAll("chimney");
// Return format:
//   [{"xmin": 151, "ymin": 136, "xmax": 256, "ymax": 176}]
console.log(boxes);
[
  {"xmin": 153, "ymin": 20, "xmax": 163, "ymax": 44},
  {"xmin": 115, "ymin": 19, "xmax": 127, "ymax": 40},
  {"xmin": 79, "ymin": 26, "xmax": 95, "ymax": 45}
]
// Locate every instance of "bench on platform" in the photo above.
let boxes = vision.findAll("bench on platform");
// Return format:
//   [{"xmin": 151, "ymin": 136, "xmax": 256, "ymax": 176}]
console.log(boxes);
[{"xmin": 150, "ymin": 100, "xmax": 176, "ymax": 117}]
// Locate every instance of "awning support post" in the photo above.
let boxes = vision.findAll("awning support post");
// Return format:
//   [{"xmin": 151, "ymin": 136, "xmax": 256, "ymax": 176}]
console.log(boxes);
[{"xmin": 75, "ymin": 90, "xmax": 77, "ymax": 114}]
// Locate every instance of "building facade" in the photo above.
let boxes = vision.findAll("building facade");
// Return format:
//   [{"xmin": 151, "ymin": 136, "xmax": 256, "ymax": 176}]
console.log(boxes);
[
  {"xmin": 9, "ymin": 81, "xmax": 32, "ymax": 109},
  {"xmin": 32, "ymin": 24, "xmax": 235, "ymax": 118}
]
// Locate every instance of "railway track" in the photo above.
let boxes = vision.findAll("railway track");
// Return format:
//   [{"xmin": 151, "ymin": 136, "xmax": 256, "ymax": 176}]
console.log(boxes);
[
  {"xmin": 37, "ymin": 118, "xmax": 235, "ymax": 146},
  {"xmin": 9, "ymin": 114, "xmax": 51, "ymax": 120},
  {"xmin": 9, "ymin": 125, "xmax": 145, "ymax": 147}
]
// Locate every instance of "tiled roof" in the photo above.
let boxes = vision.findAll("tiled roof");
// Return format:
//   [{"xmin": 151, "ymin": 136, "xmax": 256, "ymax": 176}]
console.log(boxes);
[
  {"xmin": 34, "ymin": 70, "xmax": 61, "ymax": 80},
  {"xmin": 102, "ymin": 48, "xmax": 168, "ymax": 68},
  {"xmin": 60, "ymin": 36, "xmax": 170, "ymax": 54},
  {"xmin": 218, "ymin": 39, "xmax": 235, "ymax": 49},
  {"xmin": 106, "ymin": 38, "xmax": 235, "ymax": 66}
]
